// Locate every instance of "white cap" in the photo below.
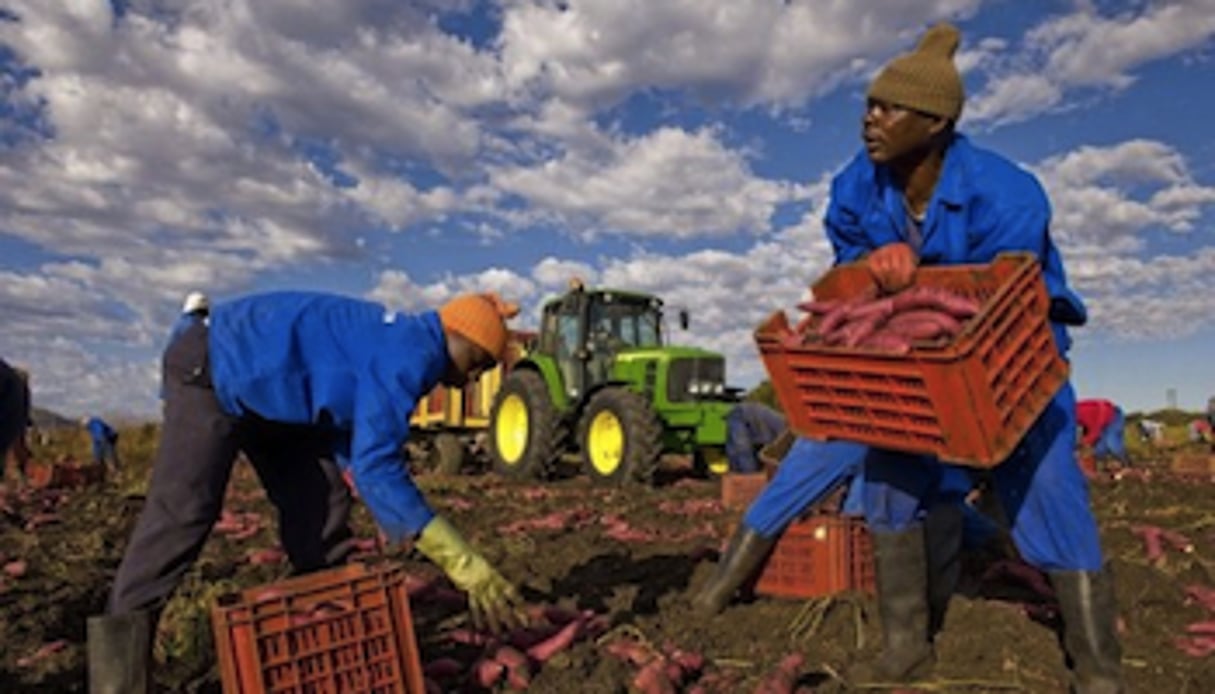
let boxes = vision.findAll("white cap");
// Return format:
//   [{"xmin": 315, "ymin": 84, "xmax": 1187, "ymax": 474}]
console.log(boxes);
[{"xmin": 182, "ymin": 291, "xmax": 209, "ymax": 314}]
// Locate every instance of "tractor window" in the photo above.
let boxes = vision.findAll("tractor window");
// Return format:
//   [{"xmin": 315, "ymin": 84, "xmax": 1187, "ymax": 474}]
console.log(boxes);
[{"xmin": 589, "ymin": 301, "xmax": 661, "ymax": 349}]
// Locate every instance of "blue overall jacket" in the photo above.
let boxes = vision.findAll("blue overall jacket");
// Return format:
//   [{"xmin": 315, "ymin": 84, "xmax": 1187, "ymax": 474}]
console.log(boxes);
[{"xmin": 207, "ymin": 292, "xmax": 447, "ymax": 543}]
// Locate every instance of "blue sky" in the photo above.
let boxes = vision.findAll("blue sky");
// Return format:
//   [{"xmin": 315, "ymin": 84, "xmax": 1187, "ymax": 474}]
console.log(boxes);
[{"xmin": 1, "ymin": 0, "xmax": 1213, "ymax": 420}]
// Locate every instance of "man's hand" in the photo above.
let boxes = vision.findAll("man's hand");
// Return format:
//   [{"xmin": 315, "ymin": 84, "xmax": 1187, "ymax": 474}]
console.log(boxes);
[
  {"xmin": 866, "ymin": 242, "xmax": 917, "ymax": 293},
  {"xmin": 415, "ymin": 516, "xmax": 527, "ymax": 633}
]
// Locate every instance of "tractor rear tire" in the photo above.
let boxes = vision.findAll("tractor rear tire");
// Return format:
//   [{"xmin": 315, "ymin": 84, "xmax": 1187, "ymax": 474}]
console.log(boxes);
[
  {"xmin": 578, "ymin": 387, "xmax": 663, "ymax": 486},
  {"xmin": 489, "ymin": 370, "xmax": 561, "ymax": 481}
]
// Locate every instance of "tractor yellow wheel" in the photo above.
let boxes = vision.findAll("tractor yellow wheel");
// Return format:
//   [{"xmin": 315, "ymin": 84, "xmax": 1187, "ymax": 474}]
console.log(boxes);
[
  {"xmin": 587, "ymin": 409, "xmax": 624, "ymax": 476},
  {"xmin": 489, "ymin": 370, "xmax": 559, "ymax": 481},
  {"xmin": 495, "ymin": 393, "xmax": 529, "ymax": 465}
]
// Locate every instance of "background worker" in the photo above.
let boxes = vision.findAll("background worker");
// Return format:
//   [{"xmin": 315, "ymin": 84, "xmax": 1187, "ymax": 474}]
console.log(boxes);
[
  {"xmin": 1, "ymin": 359, "xmax": 33, "ymax": 490},
  {"xmin": 724, "ymin": 401, "xmax": 788, "ymax": 473},
  {"xmin": 1076, "ymin": 398, "xmax": 1131, "ymax": 469},
  {"xmin": 83, "ymin": 415, "xmax": 121, "ymax": 471},
  {"xmin": 88, "ymin": 291, "xmax": 529, "ymax": 693},
  {"xmin": 168, "ymin": 291, "xmax": 209, "ymax": 347},
  {"xmin": 813, "ymin": 23, "xmax": 1120, "ymax": 692}
]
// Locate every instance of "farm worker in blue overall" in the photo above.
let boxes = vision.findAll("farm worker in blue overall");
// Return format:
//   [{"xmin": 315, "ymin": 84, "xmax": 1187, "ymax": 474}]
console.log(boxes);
[
  {"xmin": 724, "ymin": 402, "xmax": 788, "ymax": 473},
  {"xmin": 790, "ymin": 23, "xmax": 1118, "ymax": 692},
  {"xmin": 83, "ymin": 416, "xmax": 121, "ymax": 471},
  {"xmin": 160, "ymin": 292, "xmax": 210, "ymax": 400},
  {"xmin": 1, "ymin": 359, "xmax": 33, "ymax": 490},
  {"xmin": 167, "ymin": 291, "xmax": 209, "ymax": 347},
  {"xmin": 88, "ymin": 291, "xmax": 529, "ymax": 694},
  {"xmin": 1076, "ymin": 399, "xmax": 1130, "ymax": 468}
]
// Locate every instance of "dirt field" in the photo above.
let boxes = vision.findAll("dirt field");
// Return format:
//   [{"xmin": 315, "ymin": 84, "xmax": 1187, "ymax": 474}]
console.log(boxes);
[{"xmin": 2, "ymin": 440, "xmax": 1215, "ymax": 693}]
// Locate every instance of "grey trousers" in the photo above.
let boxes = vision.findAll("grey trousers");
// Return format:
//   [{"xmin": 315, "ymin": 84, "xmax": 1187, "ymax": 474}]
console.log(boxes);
[{"xmin": 108, "ymin": 323, "xmax": 353, "ymax": 614}]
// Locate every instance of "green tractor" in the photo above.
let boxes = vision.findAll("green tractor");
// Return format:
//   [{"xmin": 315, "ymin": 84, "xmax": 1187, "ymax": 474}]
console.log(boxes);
[{"xmin": 488, "ymin": 281, "xmax": 741, "ymax": 485}]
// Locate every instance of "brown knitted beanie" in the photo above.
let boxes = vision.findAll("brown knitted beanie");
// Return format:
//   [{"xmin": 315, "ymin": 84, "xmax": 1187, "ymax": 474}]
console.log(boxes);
[{"xmin": 867, "ymin": 23, "xmax": 964, "ymax": 121}]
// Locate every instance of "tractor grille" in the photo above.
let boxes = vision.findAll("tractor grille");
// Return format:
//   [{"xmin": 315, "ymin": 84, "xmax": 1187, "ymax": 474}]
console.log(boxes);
[{"xmin": 666, "ymin": 357, "xmax": 725, "ymax": 403}]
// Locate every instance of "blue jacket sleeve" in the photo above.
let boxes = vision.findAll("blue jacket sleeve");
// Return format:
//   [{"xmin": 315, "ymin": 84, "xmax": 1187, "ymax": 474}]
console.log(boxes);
[
  {"xmin": 347, "ymin": 367, "xmax": 435, "ymax": 544},
  {"xmin": 824, "ymin": 176, "xmax": 874, "ymax": 265}
]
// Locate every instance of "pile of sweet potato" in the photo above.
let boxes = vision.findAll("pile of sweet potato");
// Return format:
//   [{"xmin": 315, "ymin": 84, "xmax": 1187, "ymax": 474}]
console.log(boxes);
[{"xmin": 784, "ymin": 285, "xmax": 982, "ymax": 354}]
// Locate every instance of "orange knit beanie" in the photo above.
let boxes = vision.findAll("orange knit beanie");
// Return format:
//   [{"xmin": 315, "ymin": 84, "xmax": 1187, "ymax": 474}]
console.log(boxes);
[
  {"xmin": 868, "ymin": 23, "xmax": 964, "ymax": 121},
  {"xmin": 438, "ymin": 292, "xmax": 520, "ymax": 362}
]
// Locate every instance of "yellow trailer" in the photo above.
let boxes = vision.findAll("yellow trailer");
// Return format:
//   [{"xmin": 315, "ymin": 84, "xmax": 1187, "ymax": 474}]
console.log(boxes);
[{"xmin": 408, "ymin": 332, "xmax": 535, "ymax": 473}]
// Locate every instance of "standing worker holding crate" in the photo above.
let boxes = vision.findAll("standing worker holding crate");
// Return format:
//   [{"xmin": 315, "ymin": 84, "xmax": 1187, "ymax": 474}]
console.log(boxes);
[
  {"xmin": 88, "ymin": 291, "xmax": 529, "ymax": 693},
  {"xmin": 805, "ymin": 22, "xmax": 1119, "ymax": 693}
]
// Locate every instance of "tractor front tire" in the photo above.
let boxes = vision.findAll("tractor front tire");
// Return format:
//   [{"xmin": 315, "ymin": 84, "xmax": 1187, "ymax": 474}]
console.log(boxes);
[
  {"xmin": 489, "ymin": 370, "xmax": 561, "ymax": 481},
  {"xmin": 578, "ymin": 387, "xmax": 663, "ymax": 485}
]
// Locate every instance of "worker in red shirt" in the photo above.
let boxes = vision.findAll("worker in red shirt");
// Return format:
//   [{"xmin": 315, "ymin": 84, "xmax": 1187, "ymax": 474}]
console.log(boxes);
[{"xmin": 1076, "ymin": 399, "xmax": 1130, "ymax": 468}]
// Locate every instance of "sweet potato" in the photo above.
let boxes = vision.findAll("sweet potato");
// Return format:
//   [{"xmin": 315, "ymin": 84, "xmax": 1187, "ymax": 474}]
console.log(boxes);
[
  {"xmin": 493, "ymin": 645, "xmax": 529, "ymax": 670},
  {"xmin": 795, "ymin": 299, "xmax": 841, "ymax": 316},
  {"xmin": 474, "ymin": 658, "xmax": 506, "ymax": 687},
  {"xmin": 857, "ymin": 330, "xmax": 911, "ymax": 354},
  {"xmin": 3, "ymin": 559, "xmax": 27, "ymax": 578},
  {"xmin": 632, "ymin": 658, "xmax": 675, "ymax": 694},
  {"xmin": 817, "ymin": 296, "xmax": 865, "ymax": 335},
  {"xmin": 1131, "ymin": 525, "xmax": 1166, "ymax": 562},
  {"xmin": 1184, "ymin": 584, "xmax": 1215, "ymax": 612},
  {"xmin": 526, "ymin": 619, "xmax": 582, "ymax": 662}
]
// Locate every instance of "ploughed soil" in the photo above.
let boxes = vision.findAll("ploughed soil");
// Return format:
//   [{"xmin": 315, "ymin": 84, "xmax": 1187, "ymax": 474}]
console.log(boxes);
[{"xmin": 2, "ymin": 443, "xmax": 1215, "ymax": 693}]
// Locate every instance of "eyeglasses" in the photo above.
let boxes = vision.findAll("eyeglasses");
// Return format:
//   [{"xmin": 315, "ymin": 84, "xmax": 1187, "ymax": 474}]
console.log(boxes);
[{"xmin": 865, "ymin": 99, "xmax": 939, "ymax": 121}]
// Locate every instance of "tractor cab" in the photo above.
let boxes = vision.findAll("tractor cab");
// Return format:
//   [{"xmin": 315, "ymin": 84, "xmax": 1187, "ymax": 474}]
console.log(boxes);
[{"xmin": 537, "ymin": 282, "xmax": 664, "ymax": 402}]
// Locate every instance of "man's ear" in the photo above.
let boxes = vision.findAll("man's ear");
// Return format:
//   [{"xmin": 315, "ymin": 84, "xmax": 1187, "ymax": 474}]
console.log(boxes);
[{"xmin": 928, "ymin": 116, "xmax": 950, "ymax": 138}]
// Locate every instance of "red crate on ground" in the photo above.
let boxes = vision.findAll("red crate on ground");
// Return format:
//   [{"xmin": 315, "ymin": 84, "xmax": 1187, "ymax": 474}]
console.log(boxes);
[
  {"xmin": 721, "ymin": 472, "xmax": 769, "ymax": 510},
  {"xmin": 755, "ymin": 515, "xmax": 874, "ymax": 599},
  {"xmin": 754, "ymin": 252, "xmax": 1068, "ymax": 467},
  {"xmin": 25, "ymin": 461, "xmax": 104, "ymax": 489},
  {"xmin": 211, "ymin": 562, "xmax": 426, "ymax": 694}
]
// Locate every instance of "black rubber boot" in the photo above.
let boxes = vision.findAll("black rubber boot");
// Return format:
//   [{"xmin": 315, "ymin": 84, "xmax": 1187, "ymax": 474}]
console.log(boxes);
[
  {"xmin": 87, "ymin": 610, "xmax": 153, "ymax": 694},
  {"xmin": 848, "ymin": 525, "xmax": 935, "ymax": 684},
  {"xmin": 924, "ymin": 503, "xmax": 963, "ymax": 640},
  {"xmin": 1049, "ymin": 568, "xmax": 1124, "ymax": 694},
  {"xmin": 691, "ymin": 525, "xmax": 776, "ymax": 616}
]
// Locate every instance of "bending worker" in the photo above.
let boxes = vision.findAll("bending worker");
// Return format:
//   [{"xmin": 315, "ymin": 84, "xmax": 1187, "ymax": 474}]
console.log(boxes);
[
  {"xmin": 83, "ymin": 415, "xmax": 120, "ymax": 471},
  {"xmin": 724, "ymin": 402, "xmax": 788, "ymax": 473},
  {"xmin": 706, "ymin": 24, "xmax": 1121, "ymax": 693},
  {"xmin": 1076, "ymin": 398, "xmax": 1130, "ymax": 468},
  {"xmin": 1, "ymin": 359, "xmax": 32, "ymax": 489},
  {"xmin": 88, "ymin": 291, "xmax": 529, "ymax": 693}
]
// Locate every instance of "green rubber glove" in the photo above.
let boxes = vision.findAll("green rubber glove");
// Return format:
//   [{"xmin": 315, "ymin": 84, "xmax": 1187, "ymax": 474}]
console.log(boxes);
[{"xmin": 415, "ymin": 516, "xmax": 526, "ymax": 633}]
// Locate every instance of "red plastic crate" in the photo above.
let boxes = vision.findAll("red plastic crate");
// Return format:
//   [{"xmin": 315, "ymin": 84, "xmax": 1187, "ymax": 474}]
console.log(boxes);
[
  {"xmin": 721, "ymin": 472, "xmax": 769, "ymax": 510},
  {"xmin": 755, "ymin": 515, "xmax": 874, "ymax": 599},
  {"xmin": 26, "ymin": 461, "xmax": 105, "ymax": 489},
  {"xmin": 754, "ymin": 252, "xmax": 1068, "ymax": 467},
  {"xmin": 211, "ymin": 563, "xmax": 426, "ymax": 694}
]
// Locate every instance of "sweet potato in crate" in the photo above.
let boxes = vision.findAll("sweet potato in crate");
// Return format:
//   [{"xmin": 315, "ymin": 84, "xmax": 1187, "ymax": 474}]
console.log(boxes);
[
  {"xmin": 754, "ymin": 515, "xmax": 874, "ymax": 599},
  {"xmin": 211, "ymin": 562, "xmax": 426, "ymax": 694},
  {"xmin": 755, "ymin": 252, "xmax": 1068, "ymax": 467}
]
